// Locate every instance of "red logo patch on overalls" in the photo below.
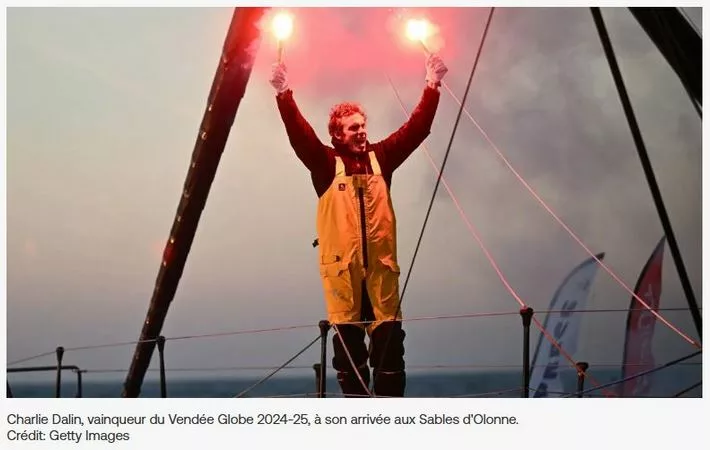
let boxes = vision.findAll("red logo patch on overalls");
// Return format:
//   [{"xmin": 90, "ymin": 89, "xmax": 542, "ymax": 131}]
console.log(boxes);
[{"xmin": 338, "ymin": 183, "xmax": 346, "ymax": 191}]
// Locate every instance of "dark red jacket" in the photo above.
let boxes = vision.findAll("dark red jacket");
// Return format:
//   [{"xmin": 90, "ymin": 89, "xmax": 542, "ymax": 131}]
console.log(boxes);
[{"xmin": 276, "ymin": 86, "xmax": 441, "ymax": 197}]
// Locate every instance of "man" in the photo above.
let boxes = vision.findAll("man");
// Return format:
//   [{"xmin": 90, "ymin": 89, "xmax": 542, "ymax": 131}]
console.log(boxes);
[{"xmin": 270, "ymin": 54, "xmax": 448, "ymax": 397}]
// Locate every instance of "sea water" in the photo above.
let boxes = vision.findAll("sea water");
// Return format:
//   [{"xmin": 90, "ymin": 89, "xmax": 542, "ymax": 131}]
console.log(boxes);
[{"xmin": 7, "ymin": 366, "xmax": 701, "ymax": 398}]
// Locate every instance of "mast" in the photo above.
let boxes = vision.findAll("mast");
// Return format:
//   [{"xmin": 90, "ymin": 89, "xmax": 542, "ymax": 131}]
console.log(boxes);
[{"xmin": 122, "ymin": 7, "xmax": 268, "ymax": 397}]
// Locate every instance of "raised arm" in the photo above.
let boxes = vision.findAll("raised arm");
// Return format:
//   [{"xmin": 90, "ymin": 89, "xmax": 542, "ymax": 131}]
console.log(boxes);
[
  {"xmin": 271, "ymin": 63, "xmax": 330, "ymax": 173},
  {"xmin": 375, "ymin": 54, "xmax": 448, "ymax": 172}
]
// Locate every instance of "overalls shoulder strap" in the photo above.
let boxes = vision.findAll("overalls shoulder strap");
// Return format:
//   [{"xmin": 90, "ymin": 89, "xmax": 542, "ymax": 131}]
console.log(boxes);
[{"xmin": 368, "ymin": 151, "xmax": 382, "ymax": 175}]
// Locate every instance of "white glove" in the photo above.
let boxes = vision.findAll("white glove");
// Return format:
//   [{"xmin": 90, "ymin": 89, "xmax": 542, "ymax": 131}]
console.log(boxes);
[
  {"xmin": 270, "ymin": 62, "xmax": 289, "ymax": 94},
  {"xmin": 425, "ymin": 54, "xmax": 448, "ymax": 85}
]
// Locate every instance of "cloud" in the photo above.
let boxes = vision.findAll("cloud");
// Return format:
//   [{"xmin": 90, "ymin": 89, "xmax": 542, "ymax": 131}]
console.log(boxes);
[{"xmin": 6, "ymin": 8, "xmax": 701, "ymax": 380}]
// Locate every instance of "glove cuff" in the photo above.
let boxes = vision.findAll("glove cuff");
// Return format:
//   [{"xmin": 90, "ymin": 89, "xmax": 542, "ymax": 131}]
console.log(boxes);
[{"xmin": 425, "ymin": 73, "xmax": 441, "ymax": 84}]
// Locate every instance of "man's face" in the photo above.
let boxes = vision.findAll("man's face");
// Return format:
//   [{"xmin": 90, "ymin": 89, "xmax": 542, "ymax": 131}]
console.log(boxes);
[{"xmin": 336, "ymin": 113, "xmax": 367, "ymax": 152}]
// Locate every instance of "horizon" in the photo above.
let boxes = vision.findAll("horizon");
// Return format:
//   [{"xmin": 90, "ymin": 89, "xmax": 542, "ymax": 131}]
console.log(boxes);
[{"xmin": 5, "ymin": 7, "xmax": 703, "ymax": 397}]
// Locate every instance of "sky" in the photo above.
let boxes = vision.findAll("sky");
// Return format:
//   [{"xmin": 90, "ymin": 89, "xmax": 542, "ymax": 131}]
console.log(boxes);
[{"xmin": 4, "ymin": 7, "xmax": 703, "ymax": 392}]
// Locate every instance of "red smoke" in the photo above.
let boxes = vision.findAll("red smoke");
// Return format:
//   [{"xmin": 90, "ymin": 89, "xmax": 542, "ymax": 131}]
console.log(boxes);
[{"xmin": 256, "ymin": 7, "xmax": 479, "ymax": 96}]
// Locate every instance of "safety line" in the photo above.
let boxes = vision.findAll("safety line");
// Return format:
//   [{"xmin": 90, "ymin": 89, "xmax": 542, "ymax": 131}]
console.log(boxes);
[
  {"xmin": 62, "ymin": 359, "xmax": 702, "ymax": 374},
  {"xmin": 337, "ymin": 310, "xmax": 521, "ymax": 328},
  {"xmin": 673, "ymin": 381, "xmax": 701, "ymax": 397},
  {"xmin": 7, "ymin": 338, "xmax": 160, "ymax": 366},
  {"xmin": 7, "ymin": 351, "xmax": 61, "ymax": 367},
  {"xmin": 71, "ymin": 362, "xmax": 703, "ymax": 376},
  {"xmin": 525, "ymin": 387, "xmax": 672, "ymax": 398},
  {"xmin": 233, "ymin": 334, "xmax": 321, "ymax": 398},
  {"xmin": 439, "ymin": 78, "xmax": 700, "ymax": 349},
  {"xmin": 8, "ymin": 384, "xmax": 693, "ymax": 399},
  {"xmin": 166, "ymin": 323, "xmax": 315, "ymax": 342},
  {"xmin": 8, "ymin": 11, "xmax": 701, "ymax": 400},
  {"xmin": 562, "ymin": 350, "xmax": 701, "ymax": 397},
  {"xmin": 61, "ymin": 338, "xmax": 159, "ymax": 353},
  {"xmin": 531, "ymin": 316, "xmax": 616, "ymax": 397},
  {"xmin": 8, "ymin": 307, "xmax": 697, "ymax": 367},
  {"xmin": 6, "ymin": 325, "xmax": 314, "ymax": 366}
]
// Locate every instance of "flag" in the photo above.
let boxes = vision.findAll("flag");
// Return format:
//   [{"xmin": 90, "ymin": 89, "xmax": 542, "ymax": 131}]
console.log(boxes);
[
  {"xmin": 619, "ymin": 237, "xmax": 666, "ymax": 397},
  {"xmin": 530, "ymin": 253, "xmax": 604, "ymax": 397}
]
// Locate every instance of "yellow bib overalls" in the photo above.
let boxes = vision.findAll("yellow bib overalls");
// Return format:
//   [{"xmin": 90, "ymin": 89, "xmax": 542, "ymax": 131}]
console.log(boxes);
[{"xmin": 316, "ymin": 152, "xmax": 402, "ymax": 333}]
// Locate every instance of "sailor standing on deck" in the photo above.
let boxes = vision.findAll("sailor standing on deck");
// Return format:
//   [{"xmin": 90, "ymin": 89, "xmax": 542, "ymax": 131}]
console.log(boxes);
[{"xmin": 270, "ymin": 54, "xmax": 448, "ymax": 397}]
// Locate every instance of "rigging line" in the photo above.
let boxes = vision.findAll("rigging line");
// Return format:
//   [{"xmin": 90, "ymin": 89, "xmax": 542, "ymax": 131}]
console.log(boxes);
[
  {"xmin": 591, "ymin": 7, "xmax": 701, "ymax": 344},
  {"xmin": 540, "ymin": 307, "xmax": 698, "ymax": 314},
  {"xmin": 378, "ymin": 7, "xmax": 497, "ymax": 379},
  {"xmin": 439, "ymin": 71, "xmax": 699, "ymax": 349},
  {"xmin": 332, "ymin": 324, "xmax": 374, "ymax": 397},
  {"xmin": 387, "ymin": 96, "xmax": 614, "ymax": 394},
  {"xmin": 385, "ymin": 75, "xmax": 526, "ymax": 309},
  {"xmin": 673, "ymin": 381, "xmax": 701, "ymax": 397},
  {"xmin": 562, "ymin": 349, "xmax": 702, "ymax": 398},
  {"xmin": 387, "ymin": 68, "xmax": 613, "ymax": 397},
  {"xmin": 396, "ymin": 6, "xmax": 497, "ymax": 314},
  {"xmin": 233, "ymin": 334, "xmax": 321, "ymax": 398}
]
